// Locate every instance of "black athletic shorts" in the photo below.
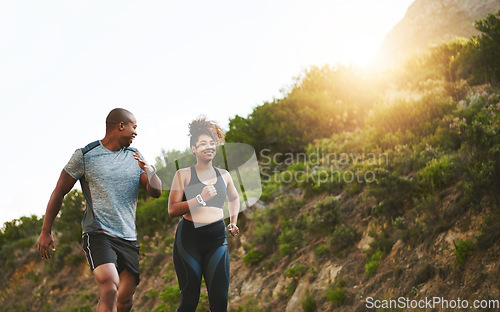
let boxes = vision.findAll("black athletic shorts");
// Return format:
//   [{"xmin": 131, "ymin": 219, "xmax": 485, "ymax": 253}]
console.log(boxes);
[{"xmin": 82, "ymin": 232, "xmax": 141, "ymax": 285}]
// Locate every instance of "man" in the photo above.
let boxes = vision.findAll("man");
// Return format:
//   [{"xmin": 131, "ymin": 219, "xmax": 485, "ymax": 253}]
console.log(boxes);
[{"xmin": 38, "ymin": 108, "xmax": 162, "ymax": 312}]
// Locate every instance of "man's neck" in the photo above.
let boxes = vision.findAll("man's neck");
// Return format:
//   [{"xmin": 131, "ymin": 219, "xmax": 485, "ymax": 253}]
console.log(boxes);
[{"xmin": 101, "ymin": 136, "xmax": 122, "ymax": 152}]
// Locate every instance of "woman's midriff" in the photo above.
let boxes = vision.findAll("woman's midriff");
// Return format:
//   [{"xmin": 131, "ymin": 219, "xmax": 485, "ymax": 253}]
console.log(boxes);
[{"xmin": 183, "ymin": 206, "xmax": 224, "ymax": 224}]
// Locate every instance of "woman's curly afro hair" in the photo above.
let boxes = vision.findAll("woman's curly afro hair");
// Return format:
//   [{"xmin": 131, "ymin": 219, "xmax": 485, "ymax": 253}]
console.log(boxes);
[{"xmin": 188, "ymin": 116, "xmax": 225, "ymax": 147}]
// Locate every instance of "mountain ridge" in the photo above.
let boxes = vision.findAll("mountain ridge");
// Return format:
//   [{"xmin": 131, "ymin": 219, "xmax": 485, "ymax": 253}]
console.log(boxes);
[{"xmin": 375, "ymin": 0, "xmax": 500, "ymax": 66}]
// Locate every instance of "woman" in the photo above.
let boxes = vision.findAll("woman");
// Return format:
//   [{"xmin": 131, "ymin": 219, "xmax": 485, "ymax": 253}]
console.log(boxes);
[{"xmin": 168, "ymin": 116, "xmax": 240, "ymax": 312}]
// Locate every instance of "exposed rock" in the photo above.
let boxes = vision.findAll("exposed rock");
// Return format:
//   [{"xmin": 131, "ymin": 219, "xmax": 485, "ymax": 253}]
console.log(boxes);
[
  {"xmin": 376, "ymin": 0, "xmax": 500, "ymax": 66},
  {"xmin": 357, "ymin": 229, "xmax": 374, "ymax": 251},
  {"xmin": 313, "ymin": 261, "xmax": 343, "ymax": 291},
  {"xmin": 286, "ymin": 279, "xmax": 309, "ymax": 312},
  {"xmin": 389, "ymin": 239, "xmax": 405, "ymax": 258}
]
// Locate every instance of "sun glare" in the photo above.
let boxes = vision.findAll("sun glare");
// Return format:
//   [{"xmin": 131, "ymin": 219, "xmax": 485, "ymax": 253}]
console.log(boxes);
[{"xmin": 290, "ymin": 0, "xmax": 415, "ymax": 69}]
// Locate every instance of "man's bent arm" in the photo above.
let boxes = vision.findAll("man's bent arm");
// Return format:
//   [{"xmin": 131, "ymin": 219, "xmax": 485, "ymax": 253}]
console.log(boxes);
[
  {"xmin": 38, "ymin": 170, "xmax": 77, "ymax": 259},
  {"xmin": 141, "ymin": 170, "xmax": 162, "ymax": 198}
]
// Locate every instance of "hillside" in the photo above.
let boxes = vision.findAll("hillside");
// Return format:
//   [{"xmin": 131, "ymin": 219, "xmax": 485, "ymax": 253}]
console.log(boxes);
[
  {"xmin": 375, "ymin": 0, "xmax": 500, "ymax": 66},
  {"xmin": 2, "ymin": 184, "xmax": 499, "ymax": 311}
]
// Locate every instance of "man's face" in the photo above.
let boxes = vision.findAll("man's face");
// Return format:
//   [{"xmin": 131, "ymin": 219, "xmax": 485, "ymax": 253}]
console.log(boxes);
[{"xmin": 120, "ymin": 116, "xmax": 137, "ymax": 147}]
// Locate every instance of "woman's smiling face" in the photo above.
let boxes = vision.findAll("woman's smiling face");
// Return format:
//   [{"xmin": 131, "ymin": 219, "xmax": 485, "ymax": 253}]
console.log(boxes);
[{"xmin": 192, "ymin": 133, "xmax": 218, "ymax": 160}]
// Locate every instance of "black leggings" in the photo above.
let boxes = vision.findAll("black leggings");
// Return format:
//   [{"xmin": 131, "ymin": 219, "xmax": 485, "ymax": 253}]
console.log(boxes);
[{"xmin": 173, "ymin": 218, "xmax": 230, "ymax": 312}]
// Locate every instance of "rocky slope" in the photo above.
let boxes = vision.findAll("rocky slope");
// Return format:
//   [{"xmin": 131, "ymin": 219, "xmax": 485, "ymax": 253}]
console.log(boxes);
[
  {"xmin": 1, "ymin": 187, "xmax": 499, "ymax": 311},
  {"xmin": 375, "ymin": 0, "xmax": 500, "ymax": 66}
]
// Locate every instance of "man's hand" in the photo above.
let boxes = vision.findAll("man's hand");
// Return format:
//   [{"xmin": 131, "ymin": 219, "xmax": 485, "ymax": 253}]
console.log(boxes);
[
  {"xmin": 38, "ymin": 232, "xmax": 56, "ymax": 259},
  {"xmin": 133, "ymin": 152, "xmax": 153, "ymax": 173},
  {"xmin": 136, "ymin": 152, "xmax": 162, "ymax": 198},
  {"xmin": 38, "ymin": 170, "xmax": 77, "ymax": 260}
]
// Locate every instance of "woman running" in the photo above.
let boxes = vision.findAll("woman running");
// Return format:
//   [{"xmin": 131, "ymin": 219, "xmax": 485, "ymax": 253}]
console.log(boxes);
[{"xmin": 168, "ymin": 116, "xmax": 240, "ymax": 312}]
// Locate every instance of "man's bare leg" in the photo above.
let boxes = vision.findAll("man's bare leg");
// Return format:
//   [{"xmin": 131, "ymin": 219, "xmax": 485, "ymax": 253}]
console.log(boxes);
[
  {"xmin": 117, "ymin": 270, "xmax": 137, "ymax": 312},
  {"xmin": 94, "ymin": 263, "xmax": 120, "ymax": 312}
]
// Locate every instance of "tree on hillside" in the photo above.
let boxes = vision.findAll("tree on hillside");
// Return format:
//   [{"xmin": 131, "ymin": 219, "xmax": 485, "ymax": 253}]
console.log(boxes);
[
  {"xmin": 450, "ymin": 9, "xmax": 500, "ymax": 85},
  {"xmin": 474, "ymin": 9, "xmax": 500, "ymax": 83},
  {"xmin": 226, "ymin": 65, "xmax": 379, "ymax": 156},
  {"xmin": 0, "ymin": 215, "xmax": 42, "ymax": 247},
  {"xmin": 53, "ymin": 189, "xmax": 85, "ymax": 244}
]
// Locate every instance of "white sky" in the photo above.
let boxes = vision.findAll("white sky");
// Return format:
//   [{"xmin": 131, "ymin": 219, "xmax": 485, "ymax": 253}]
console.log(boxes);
[{"xmin": 0, "ymin": 0, "xmax": 414, "ymax": 226}]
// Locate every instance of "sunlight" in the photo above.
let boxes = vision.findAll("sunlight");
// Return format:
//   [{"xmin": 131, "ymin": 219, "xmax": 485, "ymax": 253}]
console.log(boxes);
[
  {"xmin": 279, "ymin": 0, "xmax": 416, "ymax": 68},
  {"xmin": 336, "ymin": 41, "xmax": 378, "ymax": 68}
]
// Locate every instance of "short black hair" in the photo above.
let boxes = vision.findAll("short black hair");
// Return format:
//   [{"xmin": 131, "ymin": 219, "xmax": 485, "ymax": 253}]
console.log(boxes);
[{"xmin": 106, "ymin": 108, "xmax": 134, "ymax": 131}]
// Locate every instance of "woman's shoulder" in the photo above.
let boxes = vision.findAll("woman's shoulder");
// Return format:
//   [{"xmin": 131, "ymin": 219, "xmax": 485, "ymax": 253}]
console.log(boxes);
[
  {"xmin": 175, "ymin": 167, "xmax": 192, "ymax": 187},
  {"xmin": 214, "ymin": 167, "xmax": 229, "ymax": 175},
  {"xmin": 176, "ymin": 167, "xmax": 192, "ymax": 177},
  {"xmin": 214, "ymin": 167, "xmax": 232, "ymax": 185}
]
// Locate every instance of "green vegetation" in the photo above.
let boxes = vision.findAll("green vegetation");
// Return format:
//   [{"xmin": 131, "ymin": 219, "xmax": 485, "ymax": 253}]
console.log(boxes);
[
  {"xmin": 136, "ymin": 191, "xmax": 172, "ymax": 238},
  {"xmin": 365, "ymin": 250, "xmax": 385, "ymax": 277},
  {"xmin": 154, "ymin": 284, "xmax": 180, "ymax": 312},
  {"xmin": 302, "ymin": 290, "xmax": 317, "ymax": 312},
  {"xmin": 453, "ymin": 239, "xmax": 475, "ymax": 266},
  {"xmin": 285, "ymin": 264, "xmax": 307, "ymax": 279},
  {"xmin": 242, "ymin": 248, "xmax": 264, "ymax": 266},
  {"xmin": 233, "ymin": 297, "xmax": 262, "ymax": 312},
  {"xmin": 227, "ymin": 65, "xmax": 378, "ymax": 155},
  {"xmin": 325, "ymin": 278, "xmax": 347, "ymax": 307}
]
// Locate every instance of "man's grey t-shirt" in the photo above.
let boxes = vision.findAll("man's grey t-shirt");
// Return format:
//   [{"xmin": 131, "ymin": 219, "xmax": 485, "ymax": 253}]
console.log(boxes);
[{"xmin": 64, "ymin": 141, "xmax": 144, "ymax": 241}]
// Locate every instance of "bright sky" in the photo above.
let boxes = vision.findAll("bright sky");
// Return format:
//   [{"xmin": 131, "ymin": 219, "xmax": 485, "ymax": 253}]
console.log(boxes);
[{"xmin": 0, "ymin": 0, "xmax": 414, "ymax": 226}]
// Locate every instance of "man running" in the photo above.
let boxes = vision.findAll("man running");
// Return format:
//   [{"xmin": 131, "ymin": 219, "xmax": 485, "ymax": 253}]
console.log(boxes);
[{"xmin": 38, "ymin": 108, "xmax": 162, "ymax": 312}]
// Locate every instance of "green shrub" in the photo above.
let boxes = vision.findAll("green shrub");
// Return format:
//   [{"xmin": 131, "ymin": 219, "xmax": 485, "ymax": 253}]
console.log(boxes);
[
  {"xmin": 247, "ymin": 207, "xmax": 279, "ymax": 254},
  {"xmin": 365, "ymin": 250, "xmax": 384, "ymax": 277},
  {"xmin": 69, "ymin": 306, "xmax": 92, "ymax": 312},
  {"xmin": 234, "ymin": 297, "xmax": 262, "ymax": 312},
  {"xmin": 12, "ymin": 237, "xmax": 36, "ymax": 249},
  {"xmin": 252, "ymin": 223, "xmax": 275, "ymax": 247},
  {"xmin": 64, "ymin": 252, "xmax": 84, "ymax": 267},
  {"xmin": 154, "ymin": 284, "xmax": 180, "ymax": 312},
  {"xmin": 302, "ymin": 290, "xmax": 317, "ymax": 312},
  {"xmin": 463, "ymin": 160, "xmax": 496, "ymax": 206},
  {"xmin": 285, "ymin": 264, "xmax": 307, "ymax": 279},
  {"xmin": 476, "ymin": 209, "xmax": 500, "ymax": 249},
  {"xmin": 262, "ymin": 255, "xmax": 280, "ymax": 271},
  {"xmin": 309, "ymin": 196, "xmax": 341, "ymax": 233},
  {"xmin": 314, "ymin": 244, "xmax": 329, "ymax": 256},
  {"xmin": 285, "ymin": 283, "xmax": 297, "ymax": 296},
  {"xmin": 54, "ymin": 190, "xmax": 86, "ymax": 245},
  {"xmin": 453, "ymin": 239, "xmax": 475, "ymax": 266},
  {"xmin": 327, "ymin": 224, "xmax": 357, "ymax": 252},
  {"xmin": 197, "ymin": 292, "xmax": 209, "ymax": 312},
  {"xmin": 243, "ymin": 249, "xmax": 264, "ymax": 266},
  {"xmin": 368, "ymin": 228, "xmax": 394, "ymax": 255},
  {"xmin": 146, "ymin": 289, "xmax": 159, "ymax": 300},
  {"xmin": 260, "ymin": 177, "xmax": 281, "ymax": 202},
  {"xmin": 418, "ymin": 155, "xmax": 457, "ymax": 191},
  {"xmin": 325, "ymin": 279, "xmax": 347, "ymax": 307},
  {"xmin": 392, "ymin": 217, "xmax": 406, "ymax": 230},
  {"xmin": 278, "ymin": 224, "xmax": 303, "ymax": 256},
  {"xmin": 279, "ymin": 243, "xmax": 292, "ymax": 256},
  {"xmin": 136, "ymin": 192, "xmax": 171, "ymax": 238},
  {"xmin": 368, "ymin": 168, "xmax": 414, "ymax": 218},
  {"xmin": 274, "ymin": 195, "xmax": 305, "ymax": 217},
  {"xmin": 367, "ymin": 94, "xmax": 455, "ymax": 145}
]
